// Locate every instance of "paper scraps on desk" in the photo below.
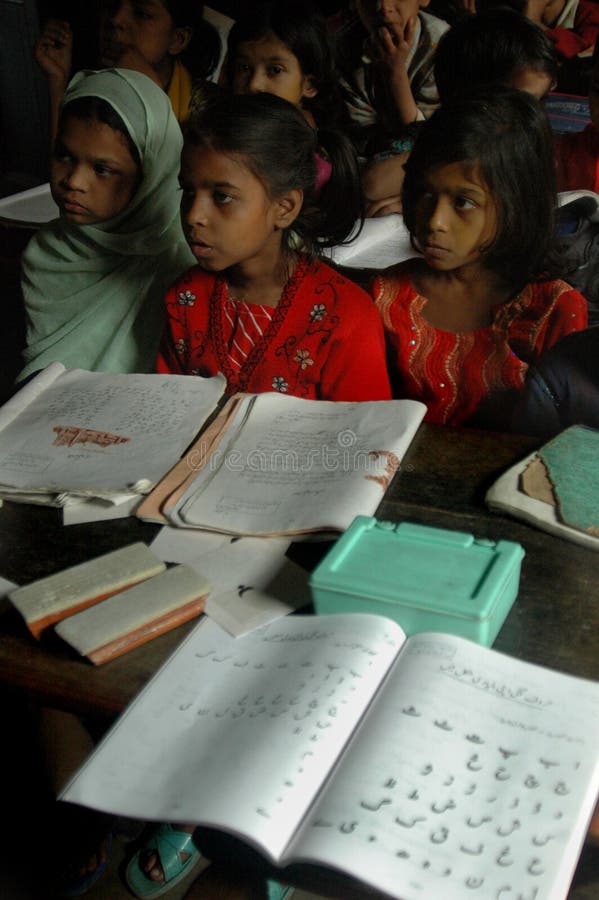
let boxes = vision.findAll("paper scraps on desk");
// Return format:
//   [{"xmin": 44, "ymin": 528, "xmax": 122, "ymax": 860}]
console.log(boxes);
[
  {"xmin": 150, "ymin": 527, "xmax": 312, "ymax": 636},
  {"xmin": 486, "ymin": 425, "xmax": 599, "ymax": 549}
]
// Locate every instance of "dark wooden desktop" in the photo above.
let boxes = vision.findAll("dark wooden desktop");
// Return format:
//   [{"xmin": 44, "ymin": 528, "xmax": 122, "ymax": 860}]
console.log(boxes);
[
  {"xmin": 1, "ymin": 422, "xmax": 597, "ymax": 715},
  {"xmin": 0, "ymin": 422, "xmax": 597, "ymax": 898}
]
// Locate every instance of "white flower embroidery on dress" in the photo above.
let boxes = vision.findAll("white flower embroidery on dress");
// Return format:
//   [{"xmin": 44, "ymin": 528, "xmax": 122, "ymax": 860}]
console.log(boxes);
[
  {"xmin": 310, "ymin": 303, "xmax": 326, "ymax": 321},
  {"xmin": 175, "ymin": 338, "xmax": 188, "ymax": 356},
  {"xmin": 177, "ymin": 290, "xmax": 196, "ymax": 306},
  {"xmin": 294, "ymin": 349, "xmax": 314, "ymax": 369},
  {"xmin": 272, "ymin": 376, "xmax": 289, "ymax": 392}
]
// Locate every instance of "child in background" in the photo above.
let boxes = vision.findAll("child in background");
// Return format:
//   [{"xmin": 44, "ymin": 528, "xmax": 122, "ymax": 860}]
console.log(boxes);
[
  {"xmin": 19, "ymin": 68, "xmax": 194, "ymax": 381},
  {"xmin": 475, "ymin": 0, "xmax": 599, "ymax": 90},
  {"xmin": 157, "ymin": 91, "xmax": 391, "ymax": 401},
  {"xmin": 372, "ymin": 88, "xmax": 587, "ymax": 427},
  {"xmin": 224, "ymin": 0, "xmax": 350, "ymax": 131},
  {"xmin": 332, "ymin": 0, "xmax": 449, "ymax": 217},
  {"xmin": 555, "ymin": 39, "xmax": 599, "ymax": 190},
  {"xmin": 434, "ymin": 6, "xmax": 558, "ymax": 102},
  {"xmin": 99, "ymin": 0, "xmax": 221, "ymax": 121},
  {"xmin": 223, "ymin": 0, "xmax": 356, "ymax": 194},
  {"xmin": 523, "ymin": 0, "xmax": 598, "ymax": 60},
  {"xmin": 34, "ymin": 0, "xmax": 220, "ymax": 138}
]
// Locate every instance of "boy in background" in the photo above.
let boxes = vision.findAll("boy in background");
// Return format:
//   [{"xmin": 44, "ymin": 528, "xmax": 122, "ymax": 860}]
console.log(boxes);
[{"xmin": 331, "ymin": 0, "xmax": 449, "ymax": 216}]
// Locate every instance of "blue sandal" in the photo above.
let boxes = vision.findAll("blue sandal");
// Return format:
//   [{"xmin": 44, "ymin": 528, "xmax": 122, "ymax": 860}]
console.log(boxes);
[
  {"xmin": 59, "ymin": 831, "xmax": 113, "ymax": 897},
  {"xmin": 125, "ymin": 824, "xmax": 205, "ymax": 898}
]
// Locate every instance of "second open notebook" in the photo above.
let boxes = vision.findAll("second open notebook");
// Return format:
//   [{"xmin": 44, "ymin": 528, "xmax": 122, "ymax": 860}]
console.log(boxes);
[
  {"xmin": 136, "ymin": 392, "xmax": 426, "ymax": 537},
  {"xmin": 61, "ymin": 614, "xmax": 599, "ymax": 900}
]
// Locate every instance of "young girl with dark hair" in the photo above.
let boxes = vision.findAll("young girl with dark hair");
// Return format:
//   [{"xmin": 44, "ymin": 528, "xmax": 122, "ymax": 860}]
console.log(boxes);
[
  {"xmin": 372, "ymin": 87, "xmax": 587, "ymax": 427},
  {"xmin": 224, "ymin": 0, "xmax": 349, "ymax": 129},
  {"xmin": 222, "ymin": 0, "xmax": 357, "ymax": 195},
  {"xmin": 157, "ymin": 91, "xmax": 390, "ymax": 401}
]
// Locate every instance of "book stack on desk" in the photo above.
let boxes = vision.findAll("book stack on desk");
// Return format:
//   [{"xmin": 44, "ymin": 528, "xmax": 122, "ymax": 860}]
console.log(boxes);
[
  {"xmin": 0, "ymin": 362, "xmax": 227, "ymax": 523},
  {"xmin": 0, "ymin": 363, "xmax": 426, "ymax": 533},
  {"xmin": 136, "ymin": 391, "xmax": 426, "ymax": 537},
  {"xmin": 7, "ymin": 542, "xmax": 210, "ymax": 664}
]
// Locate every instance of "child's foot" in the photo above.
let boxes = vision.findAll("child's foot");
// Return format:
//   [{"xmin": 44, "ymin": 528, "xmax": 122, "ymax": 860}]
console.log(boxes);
[
  {"xmin": 126, "ymin": 823, "xmax": 207, "ymax": 898},
  {"xmin": 587, "ymin": 799, "xmax": 599, "ymax": 846},
  {"xmin": 56, "ymin": 830, "xmax": 113, "ymax": 897}
]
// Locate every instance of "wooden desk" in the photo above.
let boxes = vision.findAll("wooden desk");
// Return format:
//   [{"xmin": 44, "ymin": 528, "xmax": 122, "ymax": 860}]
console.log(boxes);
[
  {"xmin": 1, "ymin": 422, "xmax": 598, "ymax": 899},
  {"xmin": 0, "ymin": 422, "xmax": 598, "ymax": 721}
]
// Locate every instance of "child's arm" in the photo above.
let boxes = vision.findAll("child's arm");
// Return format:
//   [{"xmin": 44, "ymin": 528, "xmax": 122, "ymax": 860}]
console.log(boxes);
[
  {"xmin": 526, "ymin": 0, "xmax": 599, "ymax": 58},
  {"xmin": 319, "ymin": 286, "xmax": 392, "ymax": 401},
  {"xmin": 157, "ymin": 271, "xmax": 215, "ymax": 376},
  {"xmin": 513, "ymin": 282, "xmax": 588, "ymax": 367},
  {"xmin": 156, "ymin": 331, "xmax": 185, "ymax": 375},
  {"xmin": 34, "ymin": 18, "xmax": 72, "ymax": 141},
  {"xmin": 362, "ymin": 150, "xmax": 411, "ymax": 218},
  {"xmin": 536, "ymin": 284, "xmax": 588, "ymax": 350},
  {"xmin": 369, "ymin": 13, "xmax": 423, "ymax": 126},
  {"xmin": 156, "ymin": 280, "xmax": 193, "ymax": 376}
]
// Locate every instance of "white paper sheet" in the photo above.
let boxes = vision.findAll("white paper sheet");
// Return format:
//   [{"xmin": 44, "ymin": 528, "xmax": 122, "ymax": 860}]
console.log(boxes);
[
  {"xmin": 0, "ymin": 368, "xmax": 226, "ymax": 495},
  {"xmin": 150, "ymin": 527, "xmax": 312, "ymax": 635},
  {"xmin": 325, "ymin": 214, "xmax": 418, "ymax": 269},
  {"xmin": 0, "ymin": 182, "xmax": 58, "ymax": 225}
]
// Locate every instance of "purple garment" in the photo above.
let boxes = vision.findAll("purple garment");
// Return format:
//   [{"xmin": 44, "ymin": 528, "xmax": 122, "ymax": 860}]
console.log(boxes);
[{"xmin": 314, "ymin": 149, "xmax": 333, "ymax": 194}]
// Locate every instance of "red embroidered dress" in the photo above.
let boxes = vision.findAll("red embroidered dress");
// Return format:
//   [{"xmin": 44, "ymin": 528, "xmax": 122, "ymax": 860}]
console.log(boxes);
[
  {"xmin": 373, "ymin": 261, "xmax": 587, "ymax": 425},
  {"xmin": 555, "ymin": 124, "xmax": 599, "ymax": 193},
  {"xmin": 158, "ymin": 256, "xmax": 392, "ymax": 401},
  {"xmin": 220, "ymin": 295, "xmax": 275, "ymax": 374}
]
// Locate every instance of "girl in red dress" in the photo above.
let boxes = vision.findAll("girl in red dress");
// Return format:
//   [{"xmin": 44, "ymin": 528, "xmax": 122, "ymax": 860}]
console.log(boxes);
[
  {"xmin": 157, "ymin": 91, "xmax": 391, "ymax": 401},
  {"xmin": 371, "ymin": 87, "xmax": 588, "ymax": 427}
]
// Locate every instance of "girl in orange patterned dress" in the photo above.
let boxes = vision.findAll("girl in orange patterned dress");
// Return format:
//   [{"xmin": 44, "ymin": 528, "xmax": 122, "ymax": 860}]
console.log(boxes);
[{"xmin": 371, "ymin": 87, "xmax": 588, "ymax": 427}]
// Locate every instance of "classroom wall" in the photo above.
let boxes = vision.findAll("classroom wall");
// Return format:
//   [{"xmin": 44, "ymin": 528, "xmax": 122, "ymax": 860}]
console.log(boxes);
[{"xmin": 0, "ymin": 0, "xmax": 49, "ymax": 186}]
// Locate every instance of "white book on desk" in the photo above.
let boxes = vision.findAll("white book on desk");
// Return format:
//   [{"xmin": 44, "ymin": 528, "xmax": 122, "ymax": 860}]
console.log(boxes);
[
  {"xmin": 0, "ymin": 182, "xmax": 58, "ymax": 226},
  {"xmin": 0, "ymin": 363, "xmax": 226, "ymax": 500},
  {"xmin": 62, "ymin": 614, "xmax": 599, "ymax": 900},
  {"xmin": 137, "ymin": 392, "xmax": 426, "ymax": 537}
]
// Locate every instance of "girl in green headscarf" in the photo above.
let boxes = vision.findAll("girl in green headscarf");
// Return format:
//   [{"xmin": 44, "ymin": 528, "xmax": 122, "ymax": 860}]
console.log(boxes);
[{"xmin": 18, "ymin": 67, "xmax": 194, "ymax": 382}]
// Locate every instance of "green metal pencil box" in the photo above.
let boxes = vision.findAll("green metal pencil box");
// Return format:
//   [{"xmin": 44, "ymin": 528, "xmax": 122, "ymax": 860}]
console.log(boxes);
[{"xmin": 310, "ymin": 517, "xmax": 524, "ymax": 646}]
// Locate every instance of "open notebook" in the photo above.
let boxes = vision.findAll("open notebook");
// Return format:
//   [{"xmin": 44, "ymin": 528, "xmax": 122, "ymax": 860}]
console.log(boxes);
[{"xmin": 136, "ymin": 392, "xmax": 426, "ymax": 537}]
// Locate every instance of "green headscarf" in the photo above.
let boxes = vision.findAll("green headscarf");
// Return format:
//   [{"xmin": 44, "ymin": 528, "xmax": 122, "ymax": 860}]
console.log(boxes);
[{"xmin": 19, "ymin": 68, "xmax": 194, "ymax": 381}]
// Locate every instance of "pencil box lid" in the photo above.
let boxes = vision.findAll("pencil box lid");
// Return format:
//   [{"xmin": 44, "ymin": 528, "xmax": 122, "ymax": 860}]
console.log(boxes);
[{"xmin": 309, "ymin": 516, "xmax": 524, "ymax": 625}]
